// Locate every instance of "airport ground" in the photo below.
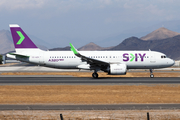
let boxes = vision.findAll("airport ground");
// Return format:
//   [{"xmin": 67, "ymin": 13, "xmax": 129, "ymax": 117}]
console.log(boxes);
[
  {"xmin": 1, "ymin": 64, "xmax": 180, "ymax": 119},
  {"xmin": 1, "ymin": 110, "xmax": 180, "ymax": 120}
]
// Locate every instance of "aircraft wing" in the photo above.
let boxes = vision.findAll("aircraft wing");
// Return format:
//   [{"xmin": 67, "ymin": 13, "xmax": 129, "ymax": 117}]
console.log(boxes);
[{"xmin": 69, "ymin": 43, "xmax": 109, "ymax": 66}]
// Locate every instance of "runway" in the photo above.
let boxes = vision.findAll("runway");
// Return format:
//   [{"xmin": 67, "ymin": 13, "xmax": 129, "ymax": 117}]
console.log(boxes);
[
  {"xmin": 0, "ymin": 76, "xmax": 180, "ymax": 110},
  {"xmin": 0, "ymin": 77, "xmax": 180, "ymax": 84},
  {"xmin": 0, "ymin": 104, "xmax": 180, "ymax": 110}
]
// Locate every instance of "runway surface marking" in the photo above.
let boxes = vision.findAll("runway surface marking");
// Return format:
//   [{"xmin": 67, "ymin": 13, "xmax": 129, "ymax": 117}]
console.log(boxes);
[
  {"xmin": 0, "ymin": 77, "xmax": 180, "ymax": 84},
  {"xmin": 0, "ymin": 104, "xmax": 180, "ymax": 110}
]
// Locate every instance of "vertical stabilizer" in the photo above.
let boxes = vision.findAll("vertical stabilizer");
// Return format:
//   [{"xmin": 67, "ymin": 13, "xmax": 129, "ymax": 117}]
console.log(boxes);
[{"xmin": 9, "ymin": 24, "xmax": 38, "ymax": 49}]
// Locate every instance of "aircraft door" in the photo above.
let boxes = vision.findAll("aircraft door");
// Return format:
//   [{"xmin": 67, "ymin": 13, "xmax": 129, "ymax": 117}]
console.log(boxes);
[
  {"xmin": 39, "ymin": 52, "xmax": 45, "ymax": 65},
  {"xmin": 150, "ymin": 52, "xmax": 156, "ymax": 63}
]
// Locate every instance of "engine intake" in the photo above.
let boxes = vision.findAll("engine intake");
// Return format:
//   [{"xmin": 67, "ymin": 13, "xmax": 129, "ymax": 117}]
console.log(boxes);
[{"xmin": 108, "ymin": 64, "xmax": 127, "ymax": 75}]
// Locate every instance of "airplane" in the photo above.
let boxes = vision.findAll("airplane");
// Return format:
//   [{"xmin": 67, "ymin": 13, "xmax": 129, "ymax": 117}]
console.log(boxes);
[{"xmin": 6, "ymin": 24, "xmax": 175, "ymax": 78}]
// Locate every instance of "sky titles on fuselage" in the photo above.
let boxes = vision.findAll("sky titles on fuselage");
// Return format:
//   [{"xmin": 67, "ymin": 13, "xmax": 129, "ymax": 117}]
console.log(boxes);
[{"xmin": 123, "ymin": 53, "xmax": 146, "ymax": 62}]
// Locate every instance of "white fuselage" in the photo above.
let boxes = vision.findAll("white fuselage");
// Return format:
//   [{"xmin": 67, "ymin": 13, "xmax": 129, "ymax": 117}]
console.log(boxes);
[{"xmin": 7, "ymin": 49, "xmax": 175, "ymax": 70}]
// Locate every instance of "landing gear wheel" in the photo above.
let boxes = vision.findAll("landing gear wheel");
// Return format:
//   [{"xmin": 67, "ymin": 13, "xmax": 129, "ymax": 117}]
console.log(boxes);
[
  {"xmin": 150, "ymin": 74, "xmax": 154, "ymax": 78},
  {"xmin": 149, "ymin": 69, "xmax": 154, "ymax": 78},
  {"xmin": 92, "ymin": 73, "xmax": 99, "ymax": 78}
]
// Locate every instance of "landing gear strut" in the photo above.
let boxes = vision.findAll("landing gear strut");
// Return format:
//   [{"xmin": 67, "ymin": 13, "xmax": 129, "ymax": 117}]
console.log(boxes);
[
  {"xmin": 92, "ymin": 72, "xmax": 99, "ymax": 78},
  {"xmin": 150, "ymin": 69, "xmax": 154, "ymax": 78}
]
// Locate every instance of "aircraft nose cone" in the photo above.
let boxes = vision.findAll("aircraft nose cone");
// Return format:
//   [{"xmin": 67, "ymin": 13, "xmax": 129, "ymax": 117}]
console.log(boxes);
[
  {"xmin": 167, "ymin": 59, "xmax": 175, "ymax": 67},
  {"xmin": 170, "ymin": 59, "xmax": 175, "ymax": 66},
  {"xmin": 172, "ymin": 60, "xmax": 175, "ymax": 65}
]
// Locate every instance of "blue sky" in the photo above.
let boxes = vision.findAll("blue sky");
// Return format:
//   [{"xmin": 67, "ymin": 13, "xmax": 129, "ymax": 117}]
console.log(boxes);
[{"xmin": 0, "ymin": 0, "xmax": 180, "ymax": 48}]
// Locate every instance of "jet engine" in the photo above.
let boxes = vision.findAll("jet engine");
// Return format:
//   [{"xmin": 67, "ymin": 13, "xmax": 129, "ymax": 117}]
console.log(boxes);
[{"xmin": 108, "ymin": 64, "xmax": 127, "ymax": 75}]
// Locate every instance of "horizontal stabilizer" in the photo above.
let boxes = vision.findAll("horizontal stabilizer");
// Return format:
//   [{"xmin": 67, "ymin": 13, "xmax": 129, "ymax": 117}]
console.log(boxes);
[{"xmin": 8, "ymin": 53, "xmax": 30, "ymax": 58}]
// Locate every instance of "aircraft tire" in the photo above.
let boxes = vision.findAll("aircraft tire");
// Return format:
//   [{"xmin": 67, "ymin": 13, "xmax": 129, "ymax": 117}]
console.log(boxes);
[
  {"xmin": 92, "ymin": 73, "xmax": 98, "ymax": 78},
  {"xmin": 150, "ymin": 74, "xmax": 154, "ymax": 78}
]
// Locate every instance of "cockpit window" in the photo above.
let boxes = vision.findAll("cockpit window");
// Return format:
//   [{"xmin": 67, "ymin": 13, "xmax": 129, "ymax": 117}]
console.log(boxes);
[{"xmin": 161, "ymin": 55, "xmax": 166, "ymax": 58}]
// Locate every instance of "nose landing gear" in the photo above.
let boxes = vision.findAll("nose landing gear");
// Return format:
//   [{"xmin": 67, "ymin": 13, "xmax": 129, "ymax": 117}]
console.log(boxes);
[{"xmin": 150, "ymin": 69, "xmax": 154, "ymax": 78}]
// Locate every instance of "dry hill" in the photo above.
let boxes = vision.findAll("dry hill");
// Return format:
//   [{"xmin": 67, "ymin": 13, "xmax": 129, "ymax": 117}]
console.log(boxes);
[
  {"xmin": 78, "ymin": 42, "xmax": 103, "ymax": 51},
  {"xmin": 0, "ymin": 30, "xmax": 48, "ymax": 54},
  {"xmin": 78, "ymin": 42, "xmax": 114, "ymax": 51},
  {"xmin": 141, "ymin": 27, "xmax": 180, "ymax": 41},
  {"xmin": 0, "ymin": 30, "xmax": 14, "ymax": 54}
]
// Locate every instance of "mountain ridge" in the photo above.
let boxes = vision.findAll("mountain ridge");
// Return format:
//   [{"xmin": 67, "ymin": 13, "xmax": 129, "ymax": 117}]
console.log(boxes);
[
  {"xmin": 0, "ymin": 30, "xmax": 15, "ymax": 54},
  {"xmin": 141, "ymin": 27, "xmax": 180, "ymax": 41},
  {"xmin": 0, "ymin": 30, "xmax": 48, "ymax": 54},
  {"xmin": 1, "ymin": 27, "xmax": 180, "ymax": 60},
  {"xmin": 110, "ymin": 35, "xmax": 180, "ymax": 60}
]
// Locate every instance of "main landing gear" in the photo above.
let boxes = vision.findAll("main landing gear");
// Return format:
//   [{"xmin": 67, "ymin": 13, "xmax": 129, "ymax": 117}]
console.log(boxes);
[
  {"xmin": 150, "ymin": 69, "xmax": 154, "ymax": 78},
  {"xmin": 92, "ymin": 72, "xmax": 99, "ymax": 78},
  {"xmin": 92, "ymin": 69, "xmax": 100, "ymax": 79}
]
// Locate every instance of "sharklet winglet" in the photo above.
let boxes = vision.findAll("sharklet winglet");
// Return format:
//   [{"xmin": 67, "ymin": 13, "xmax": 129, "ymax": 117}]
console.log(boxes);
[{"xmin": 69, "ymin": 43, "xmax": 78, "ymax": 55}]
